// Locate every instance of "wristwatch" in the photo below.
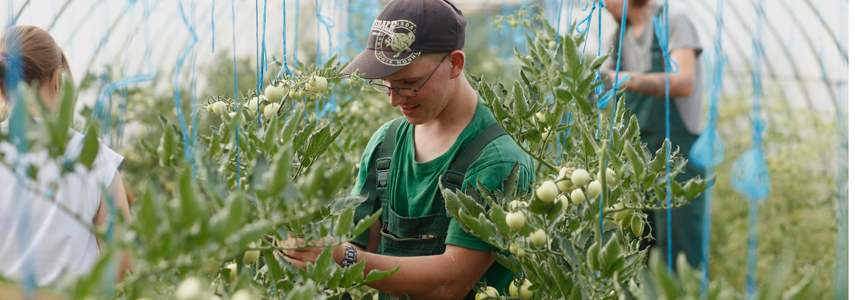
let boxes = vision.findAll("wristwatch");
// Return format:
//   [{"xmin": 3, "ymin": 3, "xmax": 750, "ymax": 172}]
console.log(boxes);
[{"xmin": 341, "ymin": 244, "xmax": 357, "ymax": 267}]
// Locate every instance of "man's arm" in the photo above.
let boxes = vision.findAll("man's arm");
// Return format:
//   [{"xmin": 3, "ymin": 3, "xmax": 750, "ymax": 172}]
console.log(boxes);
[
  {"xmin": 284, "ymin": 243, "xmax": 494, "ymax": 300},
  {"xmin": 603, "ymin": 47, "xmax": 697, "ymax": 98}
]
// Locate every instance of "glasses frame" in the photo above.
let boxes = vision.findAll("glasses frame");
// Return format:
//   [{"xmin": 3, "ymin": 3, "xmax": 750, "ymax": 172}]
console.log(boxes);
[{"xmin": 369, "ymin": 53, "xmax": 450, "ymax": 98}]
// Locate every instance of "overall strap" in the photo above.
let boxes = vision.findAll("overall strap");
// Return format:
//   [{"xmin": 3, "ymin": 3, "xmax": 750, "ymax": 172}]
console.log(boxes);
[
  {"xmin": 353, "ymin": 117, "xmax": 405, "ymax": 247},
  {"xmin": 375, "ymin": 118, "xmax": 405, "ymax": 201},
  {"xmin": 441, "ymin": 122, "xmax": 508, "ymax": 193}
]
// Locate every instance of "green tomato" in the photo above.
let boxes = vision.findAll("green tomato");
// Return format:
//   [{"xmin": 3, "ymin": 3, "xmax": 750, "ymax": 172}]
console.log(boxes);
[
  {"xmin": 587, "ymin": 180, "xmax": 602, "ymax": 198},
  {"xmin": 264, "ymin": 103, "xmax": 281, "ymax": 119},
  {"xmin": 519, "ymin": 279, "xmax": 534, "ymax": 300},
  {"xmin": 621, "ymin": 213, "xmax": 632, "ymax": 228},
  {"xmin": 613, "ymin": 204, "xmax": 628, "ymax": 223},
  {"xmin": 307, "ymin": 76, "xmax": 329, "ymax": 93},
  {"xmin": 536, "ymin": 180, "xmax": 559, "ymax": 202},
  {"xmin": 175, "ymin": 277, "xmax": 202, "ymax": 300},
  {"xmin": 530, "ymin": 228, "xmax": 547, "ymax": 247},
  {"xmin": 557, "ymin": 167, "xmax": 574, "ymax": 192},
  {"xmin": 264, "ymin": 84, "xmax": 287, "ymax": 102},
  {"xmin": 505, "ymin": 211, "xmax": 526, "ymax": 230},
  {"xmin": 288, "ymin": 89, "xmax": 300, "ymax": 99},
  {"xmin": 231, "ymin": 290, "xmax": 252, "ymax": 300},
  {"xmin": 509, "ymin": 243, "xmax": 519, "ymax": 254},
  {"xmin": 243, "ymin": 242, "xmax": 260, "ymax": 264},
  {"xmin": 556, "ymin": 194, "xmax": 569, "ymax": 211},
  {"xmin": 570, "ymin": 188, "xmax": 585, "ymax": 205},
  {"xmin": 475, "ymin": 286, "xmax": 499, "ymax": 300},
  {"xmin": 246, "ymin": 97, "xmax": 266, "ymax": 114},
  {"xmin": 225, "ymin": 263, "xmax": 237, "ymax": 284},
  {"xmin": 631, "ymin": 215, "xmax": 644, "ymax": 237},
  {"xmin": 516, "ymin": 246, "xmax": 526, "ymax": 258},
  {"xmin": 571, "ymin": 169, "xmax": 590, "ymax": 186},
  {"xmin": 299, "ymin": 90, "xmax": 307, "ymax": 97},
  {"xmin": 206, "ymin": 103, "xmax": 214, "ymax": 112},
  {"xmin": 361, "ymin": 86, "xmax": 371, "ymax": 93},
  {"xmin": 212, "ymin": 101, "xmax": 227, "ymax": 116},
  {"xmin": 597, "ymin": 168, "xmax": 617, "ymax": 185}
]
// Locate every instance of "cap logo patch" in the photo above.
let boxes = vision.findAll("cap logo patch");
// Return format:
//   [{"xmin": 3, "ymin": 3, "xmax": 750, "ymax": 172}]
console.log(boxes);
[{"xmin": 371, "ymin": 19, "xmax": 420, "ymax": 66}]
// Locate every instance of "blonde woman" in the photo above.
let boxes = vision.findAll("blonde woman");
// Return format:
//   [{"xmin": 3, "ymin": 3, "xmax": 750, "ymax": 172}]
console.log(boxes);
[{"xmin": 0, "ymin": 25, "xmax": 131, "ymax": 286}]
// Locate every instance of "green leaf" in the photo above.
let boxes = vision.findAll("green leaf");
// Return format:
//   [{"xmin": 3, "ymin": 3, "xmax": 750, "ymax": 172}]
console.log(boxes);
[
  {"xmin": 352, "ymin": 209, "xmax": 382, "ymax": 238},
  {"xmin": 587, "ymin": 241, "xmax": 600, "ymax": 272},
  {"xmin": 263, "ymin": 250, "xmax": 287, "ymax": 289},
  {"xmin": 343, "ymin": 259, "xmax": 366, "ymax": 286},
  {"xmin": 650, "ymin": 139, "xmax": 670, "ymax": 173},
  {"xmin": 335, "ymin": 207, "xmax": 355, "ymax": 237},
  {"xmin": 598, "ymin": 234, "xmax": 621, "ymax": 272},
  {"xmin": 492, "ymin": 252, "xmax": 522, "ymax": 273},
  {"xmin": 502, "ymin": 162, "xmax": 521, "ymax": 202},
  {"xmin": 364, "ymin": 265, "xmax": 399, "ymax": 283},
  {"xmin": 77, "ymin": 123, "xmax": 100, "ymax": 169}
]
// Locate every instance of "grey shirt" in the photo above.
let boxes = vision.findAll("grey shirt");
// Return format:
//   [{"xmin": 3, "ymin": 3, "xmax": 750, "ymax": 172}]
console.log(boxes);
[{"xmin": 604, "ymin": 3, "xmax": 705, "ymax": 135}]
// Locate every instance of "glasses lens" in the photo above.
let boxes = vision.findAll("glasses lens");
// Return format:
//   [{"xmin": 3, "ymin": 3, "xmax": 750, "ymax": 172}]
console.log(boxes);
[
  {"xmin": 395, "ymin": 89, "xmax": 417, "ymax": 98},
  {"xmin": 371, "ymin": 83, "xmax": 391, "ymax": 94}
]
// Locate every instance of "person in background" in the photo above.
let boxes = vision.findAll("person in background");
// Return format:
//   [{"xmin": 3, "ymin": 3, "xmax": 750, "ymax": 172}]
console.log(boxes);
[
  {"xmin": 0, "ymin": 25, "xmax": 132, "ymax": 286},
  {"xmin": 600, "ymin": 0, "xmax": 707, "ymax": 269}
]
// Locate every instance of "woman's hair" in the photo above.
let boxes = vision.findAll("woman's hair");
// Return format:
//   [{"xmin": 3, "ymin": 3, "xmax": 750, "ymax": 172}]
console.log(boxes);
[
  {"xmin": 0, "ymin": 25, "xmax": 71, "ymax": 101},
  {"xmin": 630, "ymin": 0, "xmax": 650, "ymax": 7}
]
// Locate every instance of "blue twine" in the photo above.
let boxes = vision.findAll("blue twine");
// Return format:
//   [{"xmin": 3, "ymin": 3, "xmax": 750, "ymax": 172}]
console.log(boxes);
[
  {"xmin": 212, "ymin": 0, "xmax": 215, "ymax": 53},
  {"xmin": 733, "ymin": 1, "xmax": 770, "ymax": 298},
  {"xmin": 651, "ymin": 0, "xmax": 675, "ymax": 272},
  {"xmin": 92, "ymin": 2, "xmax": 156, "ymax": 140},
  {"xmin": 693, "ymin": 0, "xmax": 726, "ymax": 293},
  {"xmin": 5, "ymin": 50, "xmax": 38, "ymax": 292},
  {"xmin": 232, "ymin": 0, "xmax": 242, "ymax": 190},
  {"xmin": 174, "ymin": 0, "xmax": 198, "ymax": 164},
  {"xmin": 294, "ymin": 0, "xmax": 300, "ymax": 68},
  {"xmin": 597, "ymin": 73, "xmax": 628, "ymax": 109}
]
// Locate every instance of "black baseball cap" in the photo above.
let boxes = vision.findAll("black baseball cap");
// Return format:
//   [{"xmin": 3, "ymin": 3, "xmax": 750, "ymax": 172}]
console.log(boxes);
[{"xmin": 340, "ymin": 0, "xmax": 467, "ymax": 79}]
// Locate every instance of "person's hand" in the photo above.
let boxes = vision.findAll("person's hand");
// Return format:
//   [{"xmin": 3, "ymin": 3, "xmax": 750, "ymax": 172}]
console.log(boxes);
[{"xmin": 276, "ymin": 235, "xmax": 345, "ymax": 269}]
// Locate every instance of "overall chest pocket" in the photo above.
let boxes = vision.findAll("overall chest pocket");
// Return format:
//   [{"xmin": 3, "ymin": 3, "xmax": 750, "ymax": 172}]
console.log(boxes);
[{"xmin": 378, "ymin": 200, "xmax": 450, "ymax": 257}]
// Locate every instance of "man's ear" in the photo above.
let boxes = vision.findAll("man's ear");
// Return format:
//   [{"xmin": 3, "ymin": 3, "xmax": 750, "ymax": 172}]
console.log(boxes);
[{"xmin": 448, "ymin": 50, "xmax": 466, "ymax": 79}]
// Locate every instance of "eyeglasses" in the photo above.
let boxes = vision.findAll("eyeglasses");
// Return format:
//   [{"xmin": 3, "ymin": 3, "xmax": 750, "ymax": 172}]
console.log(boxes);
[{"xmin": 369, "ymin": 53, "xmax": 449, "ymax": 98}]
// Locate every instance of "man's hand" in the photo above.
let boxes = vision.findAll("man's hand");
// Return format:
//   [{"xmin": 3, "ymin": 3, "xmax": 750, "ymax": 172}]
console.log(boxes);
[
  {"xmin": 276, "ymin": 235, "xmax": 346, "ymax": 269},
  {"xmin": 600, "ymin": 48, "xmax": 697, "ymax": 98}
]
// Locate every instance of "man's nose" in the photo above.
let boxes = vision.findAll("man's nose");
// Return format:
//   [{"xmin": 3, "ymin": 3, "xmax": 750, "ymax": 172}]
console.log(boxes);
[{"xmin": 389, "ymin": 91, "xmax": 407, "ymax": 107}]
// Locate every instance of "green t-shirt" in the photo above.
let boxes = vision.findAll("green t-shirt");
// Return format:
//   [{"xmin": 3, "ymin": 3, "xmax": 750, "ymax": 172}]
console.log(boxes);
[{"xmin": 351, "ymin": 103, "xmax": 535, "ymax": 294}]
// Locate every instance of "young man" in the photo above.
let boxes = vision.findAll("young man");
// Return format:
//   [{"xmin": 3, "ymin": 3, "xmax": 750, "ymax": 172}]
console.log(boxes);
[
  {"xmin": 600, "ymin": 0, "xmax": 706, "ymax": 269},
  {"xmin": 278, "ymin": 0, "xmax": 534, "ymax": 299}
]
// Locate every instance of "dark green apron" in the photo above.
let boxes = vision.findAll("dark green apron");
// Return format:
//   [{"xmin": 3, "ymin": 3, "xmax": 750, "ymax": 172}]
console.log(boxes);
[
  {"xmin": 616, "ymin": 18, "xmax": 706, "ymax": 270},
  {"xmin": 355, "ymin": 118, "xmax": 507, "ymax": 299}
]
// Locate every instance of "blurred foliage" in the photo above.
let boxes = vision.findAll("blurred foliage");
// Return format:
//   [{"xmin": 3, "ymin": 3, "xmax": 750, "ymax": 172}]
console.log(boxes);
[{"xmin": 710, "ymin": 85, "xmax": 840, "ymax": 299}]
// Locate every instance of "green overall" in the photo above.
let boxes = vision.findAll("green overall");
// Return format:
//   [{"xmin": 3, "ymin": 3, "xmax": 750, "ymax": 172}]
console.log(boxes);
[
  {"xmin": 354, "ymin": 117, "xmax": 508, "ymax": 300},
  {"xmin": 615, "ymin": 20, "xmax": 706, "ymax": 269}
]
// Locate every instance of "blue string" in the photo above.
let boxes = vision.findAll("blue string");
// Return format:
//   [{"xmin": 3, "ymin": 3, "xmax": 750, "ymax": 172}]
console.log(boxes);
[
  {"xmin": 691, "ymin": 0, "xmax": 726, "ymax": 294},
  {"xmin": 294, "ymin": 0, "xmax": 300, "ymax": 68},
  {"xmin": 92, "ymin": 0, "xmax": 155, "ymax": 140},
  {"xmin": 212, "ymin": 0, "xmax": 215, "ymax": 53},
  {"xmin": 232, "ymin": 0, "xmax": 242, "ymax": 190},
  {"xmin": 651, "ymin": 0, "xmax": 676, "ymax": 272},
  {"xmin": 732, "ymin": 1, "xmax": 770, "ymax": 298},
  {"xmin": 5, "ymin": 49, "xmax": 38, "ymax": 292},
  {"xmin": 174, "ymin": 0, "xmax": 198, "ymax": 164}
]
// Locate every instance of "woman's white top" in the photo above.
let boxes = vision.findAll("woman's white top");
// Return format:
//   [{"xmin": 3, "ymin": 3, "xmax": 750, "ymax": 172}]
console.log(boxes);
[{"xmin": 0, "ymin": 120, "xmax": 124, "ymax": 286}]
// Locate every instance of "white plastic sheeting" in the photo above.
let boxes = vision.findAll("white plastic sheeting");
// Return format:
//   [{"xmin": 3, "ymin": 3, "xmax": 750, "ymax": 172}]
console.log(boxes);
[{"xmin": 0, "ymin": 0, "xmax": 848, "ymax": 113}]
